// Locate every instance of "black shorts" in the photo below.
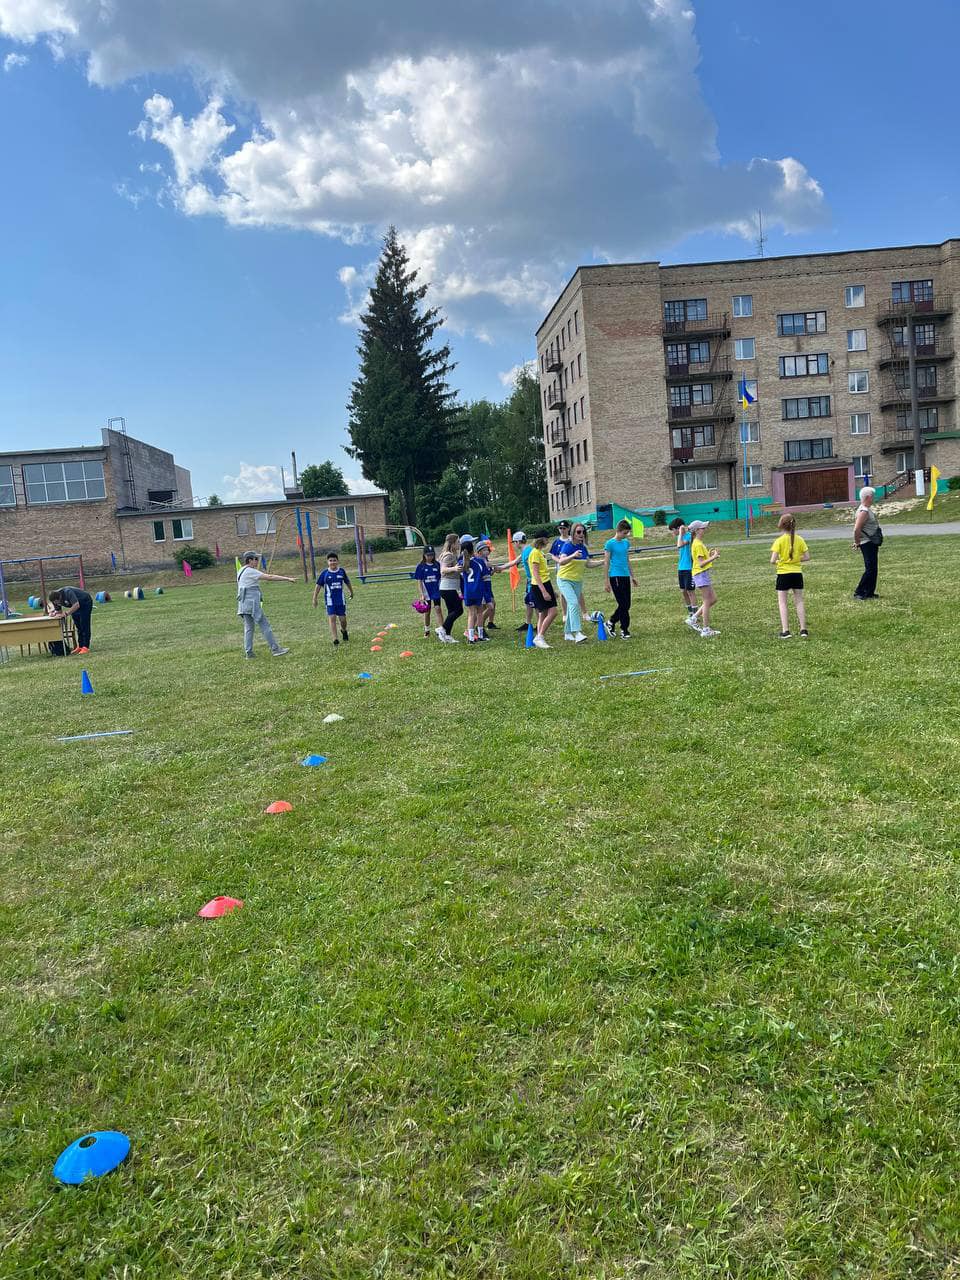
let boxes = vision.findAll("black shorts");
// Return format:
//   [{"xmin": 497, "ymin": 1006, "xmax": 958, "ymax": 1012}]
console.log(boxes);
[
  {"xmin": 531, "ymin": 582, "xmax": 557, "ymax": 613},
  {"xmin": 776, "ymin": 573, "xmax": 804, "ymax": 591},
  {"xmin": 678, "ymin": 569, "xmax": 694, "ymax": 591}
]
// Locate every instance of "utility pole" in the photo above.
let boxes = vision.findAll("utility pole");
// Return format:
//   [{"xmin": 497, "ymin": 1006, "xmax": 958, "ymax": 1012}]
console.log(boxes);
[{"xmin": 908, "ymin": 315, "xmax": 923, "ymax": 491}]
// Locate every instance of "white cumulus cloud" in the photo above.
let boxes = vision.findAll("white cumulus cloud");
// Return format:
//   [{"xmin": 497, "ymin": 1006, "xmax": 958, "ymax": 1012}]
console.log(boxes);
[
  {"xmin": 0, "ymin": 0, "xmax": 830, "ymax": 335},
  {"xmin": 498, "ymin": 361, "xmax": 537, "ymax": 390},
  {"xmin": 3, "ymin": 50, "xmax": 28, "ymax": 70},
  {"xmin": 223, "ymin": 462, "xmax": 283, "ymax": 503}
]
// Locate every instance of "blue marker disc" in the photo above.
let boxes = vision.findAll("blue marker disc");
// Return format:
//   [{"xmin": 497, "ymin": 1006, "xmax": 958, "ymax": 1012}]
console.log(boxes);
[
  {"xmin": 54, "ymin": 1130, "xmax": 131, "ymax": 1184},
  {"xmin": 301, "ymin": 754, "xmax": 327, "ymax": 766},
  {"xmin": 357, "ymin": 673, "xmax": 372, "ymax": 680}
]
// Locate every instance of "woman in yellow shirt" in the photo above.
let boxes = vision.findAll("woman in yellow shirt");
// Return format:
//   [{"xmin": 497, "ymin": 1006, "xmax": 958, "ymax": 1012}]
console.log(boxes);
[
  {"xmin": 769, "ymin": 513, "xmax": 811, "ymax": 638},
  {"xmin": 555, "ymin": 522, "xmax": 595, "ymax": 643}
]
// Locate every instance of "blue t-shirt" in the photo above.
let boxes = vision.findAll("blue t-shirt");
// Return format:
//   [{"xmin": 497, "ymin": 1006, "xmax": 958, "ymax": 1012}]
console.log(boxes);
[
  {"xmin": 316, "ymin": 566, "xmax": 350, "ymax": 609},
  {"xmin": 550, "ymin": 537, "xmax": 567, "ymax": 558},
  {"xmin": 604, "ymin": 536, "xmax": 631, "ymax": 578},
  {"xmin": 521, "ymin": 545, "xmax": 533, "ymax": 583},
  {"xmin": 559, "ymin": 541, "xmax": 589, "ymax": 561},
  {"xmin": 414, "ymin": 560, "xmax": 441, "ymax": 599},
  {"xmin": 462, "ymin": 556, "xmax": 486, "ymax": 597},
  {"xmin": 677, "ymin": 532, "xmax": 693, "ymax": 573}
]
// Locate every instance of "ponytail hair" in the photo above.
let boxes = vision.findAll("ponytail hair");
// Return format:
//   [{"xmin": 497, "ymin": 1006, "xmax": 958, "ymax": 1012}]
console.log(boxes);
[{"xmin": 778, "ymin": 513, "xmax": 796, "ymax": 560}]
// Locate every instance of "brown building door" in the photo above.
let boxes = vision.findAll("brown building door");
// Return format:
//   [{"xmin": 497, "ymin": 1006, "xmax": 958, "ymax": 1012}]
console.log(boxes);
[{"xmin": 783, "ymin": 467, "xmax": 848, "ymax": 506}]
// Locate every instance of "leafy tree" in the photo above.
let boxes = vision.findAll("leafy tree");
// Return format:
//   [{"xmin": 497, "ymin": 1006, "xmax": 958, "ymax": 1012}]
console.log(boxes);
[
  {"xmin": 300, "ymin": 461, "xmax": 347, "ymax": 498},
  {"xmin": 347, "ymin": 228, "xmax": 457, "ymax": 525},
  {"xmin": 416, "ymin": 464, "xmax": 469, "ymax": 533},
  {"xmin": 207, "ymin": 493, "xmax": 223, "ymax": 506}
]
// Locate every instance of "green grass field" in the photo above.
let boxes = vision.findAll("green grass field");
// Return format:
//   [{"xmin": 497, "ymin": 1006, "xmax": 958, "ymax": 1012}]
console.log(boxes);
[{"xmin": 3, "ymin": 536, "xmax": 960, "ymax": 1278}]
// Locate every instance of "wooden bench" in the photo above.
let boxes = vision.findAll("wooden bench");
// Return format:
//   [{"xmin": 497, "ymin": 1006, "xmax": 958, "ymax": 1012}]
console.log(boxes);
[{"xmin": 0, "ymin": 615, "xmax": 75, "ymax": 659}]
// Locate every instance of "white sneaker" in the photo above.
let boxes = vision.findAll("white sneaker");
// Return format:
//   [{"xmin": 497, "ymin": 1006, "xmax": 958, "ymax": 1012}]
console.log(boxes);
[
  {"xmin": 699, "ymin": 626, "xmax": 720, "ymax": 638},
  {"xmin": 684, "ymin": 614, "xmax": 701, "ymax": 631},
  {"xmin": 435, "ymin": 626, "xmax": 446, "ymax": 641},
  {"xmin": 574, "ymin": 632, "xmax": 588, "ymax": 643},
  {"xmin": 533, "ymin": 635, "xmax": 550, "ymax": 649},
  {"xmin": 564, "ymin": 633, "xmax": 576, "ymax": 642}
]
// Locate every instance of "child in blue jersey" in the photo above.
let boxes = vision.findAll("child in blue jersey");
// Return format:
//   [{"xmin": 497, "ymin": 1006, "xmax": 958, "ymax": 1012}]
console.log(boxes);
[
  {"xmin": 474, "ymin": 539, "xmax": 521, "ymax": 639},
  {"xmin": 312, "ymin": 551, "xmax": 354, "ymax": 645},
  {"xmin": 413, "ymin": 545, "xmax": 443, "ymax": 638},
  {"xmin": 459, "ymin": 536, "xmax": 486, "ymax": 643},
  {"xmin": 668, "ymin": 518, "xmax": 698, "ymax": 621}
]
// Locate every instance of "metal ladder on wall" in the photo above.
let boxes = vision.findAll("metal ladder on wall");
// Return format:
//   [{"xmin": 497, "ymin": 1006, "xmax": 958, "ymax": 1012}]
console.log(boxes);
[{"xmin": 107, "ymin": 416, "xmax": 137, "ymax": 509}]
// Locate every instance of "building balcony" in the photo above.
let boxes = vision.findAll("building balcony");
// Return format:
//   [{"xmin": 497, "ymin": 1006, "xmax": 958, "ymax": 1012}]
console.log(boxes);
[
  {"xmin": 878, "ymin": 337, "xmax": 953, "ymax": 367},
  {"xmin": 879, "ymin": 373, "xmax": 955, "ymax": 409},
  {"xmin": 660, "ymin": 312, "xmax": 731, "ymax": 339},
  {"xmin": 546, "ymin": 387, "xmax": 566, "ymax": 412},
  {"xmin": 553, "ymin": 465, "xmax": 571, "ymax": 486},
  {"xmin": 667, "ymin": 396, "xmax": 735, "ymax": 425},
  {"xmin": 665, "ymin": 355, "xmax": 733, "ymax": 381},
  {"xmin": 545, "ymin": 350, "xmax": 564, "ymax": 374},
  {"xmin": 876, "ymin": 296, "xmax": 953, "ymax": 323},
  {"xmin": 670, "ymin": 443, "xmax": 737, "ymax": 467},
  {"xmin": 546, "ymin": 423, "xmax": 568, "ymax": 448}
]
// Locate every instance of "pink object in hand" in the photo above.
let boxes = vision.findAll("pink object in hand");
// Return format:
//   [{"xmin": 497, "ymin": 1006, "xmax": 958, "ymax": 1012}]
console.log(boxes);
[
  {"xmin": 411, "ymin": 599, "xmax": 430, "ymax": 614},
  {"xmin": 198, "ymin": 896, "xmax": 243, "ymax": 918}
]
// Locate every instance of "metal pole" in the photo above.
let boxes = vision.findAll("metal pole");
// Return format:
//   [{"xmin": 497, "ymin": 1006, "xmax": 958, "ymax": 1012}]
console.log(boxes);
[
  {"xmin": 0, "ymin": 560, "xmax": 8, "ymax": 617},
  {"xmin": 38, "ymin": 557, "xmax": 47, "ymax": 606},
  {"xmin": 295, "ymin": 507, "xmax": 308, "ymax": 582},
  {"xmin": 305, "ymin": 511, "xmax": 317, "ymax": 580},
  {"xmin": 908, "ymin": 312, "xmax": 923, "ymax": 490},
  {"xmin": 78, "ymin": 554, "xmax": 85, "ymax": 590},
  {"xmin": 742, "ymin": 413, "xmax": 750, "ymax": 538}
]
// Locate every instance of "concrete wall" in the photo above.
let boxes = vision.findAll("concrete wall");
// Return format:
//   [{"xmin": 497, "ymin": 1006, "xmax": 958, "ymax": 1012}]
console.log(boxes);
[{"xmin": 101, "ymin": 428, "xmax": 184, "ymax": 509}]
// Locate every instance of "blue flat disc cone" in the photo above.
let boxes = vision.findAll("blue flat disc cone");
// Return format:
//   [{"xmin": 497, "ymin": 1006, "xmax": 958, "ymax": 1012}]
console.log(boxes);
[
  {"xmin": 54, "ymin": 1130, "xmax": 130, "ymax": 1184},
  {"xmin": 301, "ymin": 754, "xmax": 327, "ymax": 766},
  {"xmin": 357, "ymin": 673, "xmax": 372, "ymax": 679}
]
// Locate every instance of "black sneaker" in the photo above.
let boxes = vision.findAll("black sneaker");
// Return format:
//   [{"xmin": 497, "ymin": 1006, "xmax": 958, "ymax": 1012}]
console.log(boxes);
[
  {"xmin": 778, "ymin": 631, "xmax": 791, "ymax": 639},
  {"xmin": 342, "ymin": 630, "xmax": 349, "ymax": 641},
  {"xmin": 620, "ymin": 631, "xmax": 632, "ymax": 640},
  {"xmin": 487, "ymin": 622, "xmax": 499, "ymax": 630},
  {"xmin": 333, "ymin": 638, "xmax": 339, "ymax": 646},
  {"xmin": 515, "ymin": 623, "xmax": 527, "ymax": 632},
  {"xmin": 800, "ymin": 629, "xmax": 809, "ymax": 639}
]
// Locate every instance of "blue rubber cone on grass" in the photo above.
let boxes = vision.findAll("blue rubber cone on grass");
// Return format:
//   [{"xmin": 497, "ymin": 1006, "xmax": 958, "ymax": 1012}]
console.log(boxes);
[
  {"xmin": 81, "ymin": 670, "xmax": 94, "ymax": 695},
  {"xmin": 524, "ymin": 623, "xmax": 535, "ymax": 648},
  {"xmin": 596, "ymin": 614, "xmax": 609, "ymax": 641}
]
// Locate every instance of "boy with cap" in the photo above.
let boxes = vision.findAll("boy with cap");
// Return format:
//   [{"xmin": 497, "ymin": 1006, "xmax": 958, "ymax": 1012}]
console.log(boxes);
[
  {"xmin": 312, "ymin": 551, "xmax": 354, "ymax": 645},
  {"xmin": 550, "ymin": 521, "xmax": 572, "ymax": 624},
  {"xmin": 236, "ymin": 552, "xmax": 295, "ymax": 658},
  {"xmin": 512, "ymin": 530, "xmax": 537, "ymax": 633},
  {"xmin": 668, "ymin": 517, "xmax": 699, "ymax": 621},
  {"xmin": 686, "ymin": 520, "xmax": 720, "ymax": 637}
]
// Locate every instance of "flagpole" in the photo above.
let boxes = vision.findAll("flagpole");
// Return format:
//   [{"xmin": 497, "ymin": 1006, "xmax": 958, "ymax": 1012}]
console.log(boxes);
[{"xmin": 738, "ymin": 378, "xmax": 750, "ymax": 538}]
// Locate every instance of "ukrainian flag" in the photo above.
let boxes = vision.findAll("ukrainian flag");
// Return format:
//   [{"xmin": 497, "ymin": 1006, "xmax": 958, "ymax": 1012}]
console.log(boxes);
[{"xmin": 738, "ymin": 377, "xmax": 756, "ymax": 410}]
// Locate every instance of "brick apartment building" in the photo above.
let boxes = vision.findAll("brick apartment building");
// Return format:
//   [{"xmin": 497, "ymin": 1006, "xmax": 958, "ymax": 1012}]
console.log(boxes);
[
  {"xmin": 0, "ymin": 426, "xmax": 389, "ymax": 572},
  {"xmin": 536, "ymin": 238, "xmax": 959, "ymax": 523}
]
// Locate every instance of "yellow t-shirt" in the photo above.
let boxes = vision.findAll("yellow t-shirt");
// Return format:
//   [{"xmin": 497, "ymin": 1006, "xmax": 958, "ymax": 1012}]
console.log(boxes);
[
  {"xmin": 527, "ymin": 547, "xmax": 552, "ymax": 585},
  {"xmin": 556, "ymin": 543, "xmax": 588, "ymax": 582},
  {"xmin": 691, "ymin": 537, "xmax": 713, "ymax": 576},
  {"xmin": 771, "ymin": 532, "xmax": 808, "ymax": 573}
]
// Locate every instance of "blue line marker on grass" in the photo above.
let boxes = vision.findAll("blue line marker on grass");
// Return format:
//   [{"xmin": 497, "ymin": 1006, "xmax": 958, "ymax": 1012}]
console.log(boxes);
[
  {"xmin": 599, "ymin": 669, "xmax": 673, "ymax": 681},
  {"xmin": 57, "ymin": 730, "xmax": 134, "ymax": 742}
]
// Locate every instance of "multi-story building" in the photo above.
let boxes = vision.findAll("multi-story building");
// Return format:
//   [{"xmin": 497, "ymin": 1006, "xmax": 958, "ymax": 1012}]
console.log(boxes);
[
  {"xmin": 0, "ymin": 426, "xmax": 388, "ymax": 571},
  {"xmin": 536, "ymin": 239, "xmax": 959, "ymax": 522}
]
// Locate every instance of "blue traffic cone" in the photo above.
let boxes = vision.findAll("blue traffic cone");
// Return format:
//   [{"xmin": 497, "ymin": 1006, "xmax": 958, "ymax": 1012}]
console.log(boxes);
[
  {"xmin": 81, "ymin": 669, "xmax": 94, "ymax": 695},
  {"xmin": 596, "ymin": 614, "xmax": 609, "ymax": 641},
  {"xmin": 525, "ymin": 623, "xmax": 535, "ymax": 648}
]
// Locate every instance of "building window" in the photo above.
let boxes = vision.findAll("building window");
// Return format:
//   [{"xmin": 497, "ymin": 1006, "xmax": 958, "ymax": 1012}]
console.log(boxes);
[
  {"xmin": 23, "ymin": 460, "xmax": 106, "ymax": 504},
  {"xmin": 577, "ymin": 353, "xmax": 582, "ymax": 377},
  {"xmin": 575, "ymin": 442, "xmax": 581, "ymax": 464},
  {"xmin": 666, "ymin": 340, "xmax": 711, "ymax": 368},
  {"xmin": 735, "ymin": 338, "xmax": 756, "ymax": 360},
  {"xmin": 585, "ymin": 480, "xmax": 590, "ymax": 501},
  {"xmin": 782, "ymin": 396, "xmax": 832, "ymax": 420},
  {"xmin": 670, "ymin": 383, "xmax": 714, "ymax": 408},
  {"xmin": 896, "ymin": 450, "xmax": 915, "ymax": 474},
  {"xmin": 732, "ymin": 294, "xmax": 753, "ymax": 318},
  {"xmin": 172, "ymin": 518, "xmax": 194, "ymax": 540},
  {"xmin": 896, "ymin": 407, "xmax": 939, "ymax": 432},
  {"xmin": 0, "ymin": 464, "xmax": 14, "ymax": 507},
  {"xmin": 744, "ymin": 464, "xmax": 763, "ymax": 487},
  {"xmin": 848, "ymin": 370, "xmax": 869, "ymax": 393},
  {"xmin": 777, "ymin": 311, "xmax": 826, "ymax": 336},
  {"xmin": 892, "ymin": 280, "xmax": 933, "ymax": 304},
  {"xmin": 335, "ymin": 505, "xmax": 356, "ymax": 528},
  {"xmin": 742, "ymin": 379, "xmax": 759, "ymax": 403},
  {"xmin": 574, "ymin": 309, "xmax": 579, "ymax": 334},
  {"xmin": 583, "ymin": 439, "xmax": 588, "ymax": 462},
  {"xmin": 844, "ymin": 285, "xmax": 865, "ymax": 308},
  {"xmin": 152, "ymin": 521, "xmax": 165, "ymax": 542},
  {"xmin": 779, "ymin": 353, "xmax": 829, "ymax": 377},
  {"xmin": 846, "ymin": 329, "xmax": 867, "ymax": 352},
  {"xmin": 672, "ymin": 424, "xmax": 717, "ymax": 450},
  {"xmin": 580, "ymin": 396, "xmax": 585, "ymax": 418},
  {"xmin": 254, "ymin": 512, "xmax": 278, "ymax": 535},
  {"xmin": 784, "ymin": 438, "xmax": 835, "ymax": 462},
  {"xmin": 850, "ymin": 413, "xmax": 871, "ymax": 435},
  {"xmin": 893, "ymin": 323, "xmax": 937, "ymax": 353},
  {"xmin": 664, "ymin": 298, "xmax": 708, "ymax": 327},
  {"xmin": 852, "ymin": 455, "xmax": 872, "ymax": 480},
  {"xmin": 578, "ymin": 483, "xmax": 584, "ymax": 504},
  {"xmin": 740, "ymin": 421, "xmax": 760, "ymax": 444},
  {"xmin": 573, "ymin": 402, "xmax": 578, "ymax": 425},
  {"xmin": 674, "ymin": 468, "xmax": 718, "ymax": 493}
]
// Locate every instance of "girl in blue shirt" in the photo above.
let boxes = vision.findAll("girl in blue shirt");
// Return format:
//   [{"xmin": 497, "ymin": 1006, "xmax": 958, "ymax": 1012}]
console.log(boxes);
[
  {"xmin": 475, "ymin": 540, "xmax": 521, "ymax": 639},
  {"xmin": 413, "ymin": 546, "xmax": 443, "ymax": 638},
  {"xmin": 459, "ymin": 537, "xmax": 486, "ymax": 644}
]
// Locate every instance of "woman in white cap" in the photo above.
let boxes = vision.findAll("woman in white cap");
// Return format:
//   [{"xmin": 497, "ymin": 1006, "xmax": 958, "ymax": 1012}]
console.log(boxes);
[
  {"xmin": 686, "ymin": 520, "xmax": 720, "ymax": 637},
  {"xmin": 236, "ymin": 552, "xmax": 295, "ymax": 657}
]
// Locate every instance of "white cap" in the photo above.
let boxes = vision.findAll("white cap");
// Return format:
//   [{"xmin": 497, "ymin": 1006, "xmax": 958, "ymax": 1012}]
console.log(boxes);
[
  {"xmin": 687, "ymin": 520, "xmax": 710, "ymax": 532},
  {"xmin": 512, "ymin": 530, "xmax": 526, "ymax": 543},
  {"xmin": 458, "ymin": 533, "xmax": 475, "ymax": 546}
]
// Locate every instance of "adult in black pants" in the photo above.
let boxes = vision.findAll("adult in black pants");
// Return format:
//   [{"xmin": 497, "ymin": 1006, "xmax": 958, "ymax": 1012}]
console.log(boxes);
[
  {"xmin": 49, "ymin": 586, "xmax": 94, "ymax": 653},
  {"xmin": 852, "ymin": 486, "xmax": 881, "ymax": 599},
  {"xmin": 436, "ymin": 532, "xmax": 463, "ymax": 643}
]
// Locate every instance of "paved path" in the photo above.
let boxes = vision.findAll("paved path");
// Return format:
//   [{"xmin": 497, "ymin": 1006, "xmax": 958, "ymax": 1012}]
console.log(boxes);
[{"xmin": 704, "ymin": 521, "xmax": 960, "ymax": 548}]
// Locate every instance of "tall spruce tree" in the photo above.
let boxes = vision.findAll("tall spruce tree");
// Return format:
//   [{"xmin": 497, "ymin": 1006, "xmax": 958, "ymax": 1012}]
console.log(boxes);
[{"xmin": 347, "ymin": 228, "xmax": 457, "ymax": 525}]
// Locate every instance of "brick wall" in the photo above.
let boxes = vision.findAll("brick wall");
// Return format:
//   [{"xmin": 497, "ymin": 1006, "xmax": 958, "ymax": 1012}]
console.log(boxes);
[{"xmin": 0, "ymin": 451, "xmax": 122, "ymax": 571}]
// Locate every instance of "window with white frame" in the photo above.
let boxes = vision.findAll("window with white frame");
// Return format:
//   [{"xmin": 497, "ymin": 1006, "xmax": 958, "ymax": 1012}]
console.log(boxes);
[
  {"xmin": 152, "ymin": 521, "xmax": 165, "ymax": 542},
  {"xmin": 235, "ymin": 515, "xmax": 250, "ymax": 535},
  {"xmin": 585, "ymin": 480, "xmax": 591, "ymax": 501},
  {"xmin": 735, "ymin": 338, "xmax": 755, "ymax": 360},
  {"xmin": 778, "ymin": 311, "xmax": 826, "ymax": 336},
  {"xmin": 847, "ymin": 329, "xmax": 867, "ymax": 352},
  {"xmin": 850, "ymin": 413, "xmax": 871, "ymax": 435},
  {"xmin": 23, "ymin": 459, "xmax": 106, "ymax": 504},
  {"xmin": 742, "ymin": 379, "xmax": 759, "ymax": 402},
  {"xmin": 172, "ymin": 518, "xmax": 193, "ymax": 540},
  {"xmin": 733, "ymin": 294, "xmax": 753, "ymax": 317},
  {"xmin": 312, "ymin": 510, "xmax": 330, "ymax": 528},
  {"xmin": 779, "ymin": 353, "xmax": 829, "ymax": 378},
  {"xmin": 335, "ymin": 505, "xmax": 356, "ymax": 528},
  {"xmin": 674, "ymin": 468, "xmax": 718, "ymax": 492},
  {"xmin": 852, "ymin": 455, "xmax": 872, "ymax": 479},
  {"xmin": 782, "ymin": 396, "xmax": 831, "ymax": 420},
  {"xmin": 254, "ymin": 512, "xmax": 278, "ymax": 535},
  {"xmin": 744, "ymin": 464, "xmax": 763, "ymax": 487},
  {"xmin": 740, "ymin": 421, "xmax": 760, "ymax": 444},
  {"xmin": 848, "ymin": 370, "xmax": 869, "ymax": 393},
  {"xmin": 844, "ymin": 285, "xmax": 865, "ymax": 308},
  {"xmin": 896, "ymin": 450, "xmax": 915, "ymax": 474},
  {"xmin": 0, "ymin": 464, "xmax": 14, "ymax": 506}
]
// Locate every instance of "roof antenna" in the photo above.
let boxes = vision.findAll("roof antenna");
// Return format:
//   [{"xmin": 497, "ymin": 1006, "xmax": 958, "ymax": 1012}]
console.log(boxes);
[{"xmin": 756, "ymin": 209, "xmax": 767, "ymax": 258}]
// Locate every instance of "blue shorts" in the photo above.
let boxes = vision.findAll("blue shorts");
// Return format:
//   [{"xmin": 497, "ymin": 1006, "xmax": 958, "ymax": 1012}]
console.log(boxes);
[
  {"xmin": 481, "ymin": 584, "xmax": 494, "ymax": 604},
  {"xmin": 523, "ymin": 586, "xmax": 534, "ymax": 607},
  {"xmin": 426, "ymin": 591, "xmax": 441, "ymax": 605},
  {"xmin": 463, "ymin": 590, "xmax": 484, "ymax": 608},
  {"xmin": 326, "ymin": 604, "xmax": 347, "ymax": 617}
]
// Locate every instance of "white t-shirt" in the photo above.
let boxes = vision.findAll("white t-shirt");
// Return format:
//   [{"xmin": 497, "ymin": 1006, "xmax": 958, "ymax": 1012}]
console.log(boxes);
[{"xmin": 238, "ymin": 566, "xmax": 264, "ymax": 591}]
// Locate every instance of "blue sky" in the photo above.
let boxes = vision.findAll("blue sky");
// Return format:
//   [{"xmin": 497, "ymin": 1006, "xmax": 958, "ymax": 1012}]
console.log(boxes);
[{"xmin": 0, "ymin": 0, "xmax": 956, "ymax": 502}]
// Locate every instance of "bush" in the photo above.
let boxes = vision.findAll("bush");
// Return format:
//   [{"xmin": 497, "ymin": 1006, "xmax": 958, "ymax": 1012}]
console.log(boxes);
[
  {"xmin": 653, "ymin": 509, "xmax": 667, "ymax": 526},
  {"xmin": 339, "ymin": 535, "xmax": 404, "ymax": 555},
  {"xmin": 947, "ymin": 476, "xmax": 960, "ymax": 492},
  {"xmin": 172, "ymin": 544, "xmax": 215, "ymax": 570}
]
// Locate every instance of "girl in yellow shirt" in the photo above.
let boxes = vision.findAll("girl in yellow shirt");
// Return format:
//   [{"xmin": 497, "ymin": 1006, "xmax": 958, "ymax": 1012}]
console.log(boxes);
[
  {"xmin": 769, "ymin": 514, "xmax": 810, "ymax": 638},
  {"xmin": 686, "ymin": 519, "xmax": 720, "ymax": 637}
]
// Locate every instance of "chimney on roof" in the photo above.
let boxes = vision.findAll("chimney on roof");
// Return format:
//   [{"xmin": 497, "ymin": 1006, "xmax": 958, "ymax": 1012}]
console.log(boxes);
[{"xmin": 283, "ymin": 450, "xmax": 304, "ymax": 501}]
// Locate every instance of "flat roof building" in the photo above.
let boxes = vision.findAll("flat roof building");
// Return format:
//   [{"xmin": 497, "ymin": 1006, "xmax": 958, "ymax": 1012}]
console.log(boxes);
[{"xmin": 536, "ymin": 238, "xmax": 959, "ymax": 522}]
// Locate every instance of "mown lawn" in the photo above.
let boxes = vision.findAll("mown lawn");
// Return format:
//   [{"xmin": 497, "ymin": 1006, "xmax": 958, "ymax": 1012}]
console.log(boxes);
[{"xmin": 2, "ymin": 536, "xmax": 959, "ymax": 1278}]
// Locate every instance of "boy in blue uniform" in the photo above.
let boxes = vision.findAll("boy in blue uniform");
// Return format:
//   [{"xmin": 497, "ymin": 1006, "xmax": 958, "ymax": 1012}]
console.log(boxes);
[
  {"xmin": 312, "ymin": 551, "xmax": 354, "ymax": 645},
  {"xmin": 413, "ymin": 545, "xmax": 443, "ymax": 638},
  {"xmin": 550, "ymin": 520, "xmax": 572, "ymax": 626},
  {"xmin": 668, "ymin": 518, "xmax": 698, "ymax": 621},
  {"xmin": 459, "ymin": 536, "xmax": 486, "ymax": 644}
]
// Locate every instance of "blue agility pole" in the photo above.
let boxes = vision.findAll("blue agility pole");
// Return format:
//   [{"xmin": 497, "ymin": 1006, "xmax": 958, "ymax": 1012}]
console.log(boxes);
[
  {"xmin": 599, "ymin": 669, "xmax": 673, "ymax": 681},
  {"xmin": 305, "ymin": 511, "xmax": 317, "ymax": 580},
  {"xmin": 57, "ymin": 730, "xmax": 134, "ymax": 742}
]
